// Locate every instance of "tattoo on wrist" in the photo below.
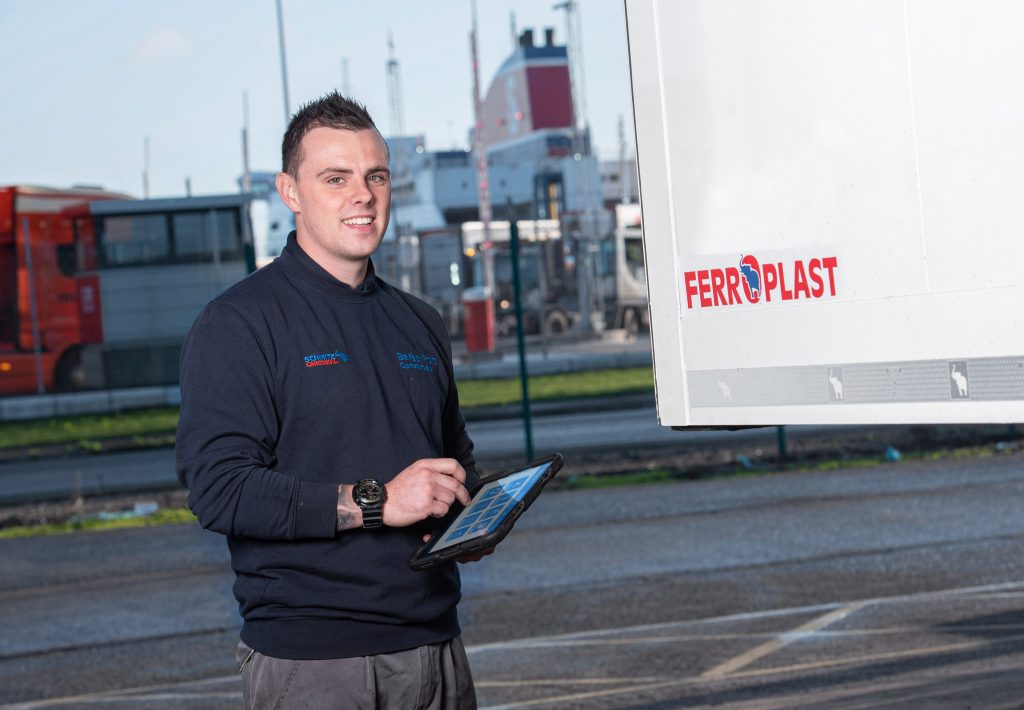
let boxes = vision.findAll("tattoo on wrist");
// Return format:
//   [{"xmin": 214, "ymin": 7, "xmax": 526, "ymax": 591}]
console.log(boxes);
[
  {"xmin": 336, "ymin": 484, "xmax": 358, "ymax": 531},
  {"xmin": 336, "ymin": 508, "xmax": 355, "ymax": 531}
]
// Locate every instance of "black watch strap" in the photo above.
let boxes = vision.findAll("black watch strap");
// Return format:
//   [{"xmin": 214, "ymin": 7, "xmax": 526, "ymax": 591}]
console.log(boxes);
[{"xmin": 360, "ymin": 504, "xmax": 384, "ymax": 529}]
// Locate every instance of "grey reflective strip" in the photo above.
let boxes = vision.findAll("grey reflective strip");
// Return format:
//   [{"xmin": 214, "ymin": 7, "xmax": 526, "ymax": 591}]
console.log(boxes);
[{"xmin": 688, "ymin": 356, "xmax": 1024, "ymax": 407}]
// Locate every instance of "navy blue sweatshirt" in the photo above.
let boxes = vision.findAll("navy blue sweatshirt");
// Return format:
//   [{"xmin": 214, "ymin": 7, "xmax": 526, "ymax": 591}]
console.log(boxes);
[{"xmin": 175, "ymin": 233, "xmax": 477, "ymax": 660}]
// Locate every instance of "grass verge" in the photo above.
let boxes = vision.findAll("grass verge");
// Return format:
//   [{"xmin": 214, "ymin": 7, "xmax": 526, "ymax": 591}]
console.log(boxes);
[
  {"xmin": 458, "ymin": 367, "xmax": 653, "ymax": 407},
  {"xmin": 0, "ymin": 408, "xmax": 181, "ymax": 450},
  {"xmin": 0, "ymin": 508, "xmax": 197, "ymax": 539}
]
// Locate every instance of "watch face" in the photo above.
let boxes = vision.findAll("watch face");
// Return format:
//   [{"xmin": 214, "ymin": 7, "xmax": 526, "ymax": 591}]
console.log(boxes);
[{"xmin": 354, "ymin": 479, "xmax": 385, "ymax": 506}]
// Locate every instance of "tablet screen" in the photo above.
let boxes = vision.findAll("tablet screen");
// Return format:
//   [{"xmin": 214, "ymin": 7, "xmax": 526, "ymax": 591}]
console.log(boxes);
[{"xmin": 428, "ymin": 461, "xmax": 553, "ymax": 553}]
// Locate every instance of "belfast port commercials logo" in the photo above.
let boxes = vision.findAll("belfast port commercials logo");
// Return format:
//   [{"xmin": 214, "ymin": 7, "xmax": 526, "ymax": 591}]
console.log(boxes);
[{"xmin": 684, "ymin": 254, "xmax": 839, "ymax": 310}]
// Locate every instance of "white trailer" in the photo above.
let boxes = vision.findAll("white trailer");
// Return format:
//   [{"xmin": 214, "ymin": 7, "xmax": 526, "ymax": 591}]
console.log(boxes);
[{"xmin": 625, "ymin": 0, "xmax": 1024, "ymax": 427}]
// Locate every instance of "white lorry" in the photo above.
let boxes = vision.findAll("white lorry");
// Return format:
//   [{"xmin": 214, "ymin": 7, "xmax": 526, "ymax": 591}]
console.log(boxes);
[{"xmin": 625, "ymin": 0, "xmax": 1024, "ymax": 427}]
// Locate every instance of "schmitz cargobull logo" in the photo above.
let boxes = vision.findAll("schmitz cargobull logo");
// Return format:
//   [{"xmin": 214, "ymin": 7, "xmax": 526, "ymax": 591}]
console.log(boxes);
[{"xmin": 684, "ymin": 254, "xmax": 838, "ymax": 309}]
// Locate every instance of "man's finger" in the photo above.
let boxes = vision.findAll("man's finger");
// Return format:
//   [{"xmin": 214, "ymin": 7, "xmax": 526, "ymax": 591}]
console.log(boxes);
[
  {"xmin": 422, "ymin": 458, "xmax": 466, "ymax": 483},
  {"xmin": 432, "ymin": 474, "xmax": 471, "ymax": 506},
  {"xmin": 432, "ymin": 486, "xmax": 456, "ymax": 506}
]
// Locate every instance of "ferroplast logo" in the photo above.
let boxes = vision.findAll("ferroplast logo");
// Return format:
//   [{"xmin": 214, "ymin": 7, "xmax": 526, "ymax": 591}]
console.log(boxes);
[{"xmin": 684, "ymin": 254, "xmax": 839, "ymax": 309}]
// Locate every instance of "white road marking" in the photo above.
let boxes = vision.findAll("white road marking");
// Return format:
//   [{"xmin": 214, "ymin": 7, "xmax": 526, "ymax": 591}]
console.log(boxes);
[
  {"xmin": 478, "ymin": 632, "xmax": 1024, "ymax": 710},
  {"xmin": 0, "ymin": 676, "xmax": 238, "ymax": 710},
  {"xmin": 477, "ymin": 676, "xmax": 661, "ymax": 688},
  {"xmin": 479, "ymin": 679, "xmax": 689, "ymax": 710},
  {"xmin": 473, "ymin": 579, "xmax": 1024, "ymax": 709},
  {"xmin": 723, "ymin": 633, "xmax": 1024, "ymax": 681},
  {"xmin": 467, "ymin": 578, "xmax": 1024, "ymax": 655},
  {"xmin": 700, "ymin": 602, "xmax": 866, "ymax": 680},
  {"xmin": 10, "ymin": 579, "xmax": 1024, "ymax": 710}
]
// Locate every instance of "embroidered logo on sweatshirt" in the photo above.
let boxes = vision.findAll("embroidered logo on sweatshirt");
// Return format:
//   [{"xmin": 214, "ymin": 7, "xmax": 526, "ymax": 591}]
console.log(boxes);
[
  {"xmin": 396, "ymin": 352, "xmax": 437, "ymax": 373},
  {"xmin": 303, "ymin": 351, "xmax": 349, "ymax": 368}
]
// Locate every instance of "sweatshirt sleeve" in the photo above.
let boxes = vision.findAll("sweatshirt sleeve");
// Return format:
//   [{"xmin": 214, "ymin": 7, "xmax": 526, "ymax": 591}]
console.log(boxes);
[{"xmin": 175, "ymin": 301, "xmax": 338, "ymax": 540}]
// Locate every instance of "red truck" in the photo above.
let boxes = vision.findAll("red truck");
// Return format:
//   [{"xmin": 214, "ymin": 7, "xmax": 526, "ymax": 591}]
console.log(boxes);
[
  {"xmin": 0, "ymin": 185, "xmax": 127, "ymax": 394},
  {"xmin": 1, "ymin": 185, "xmax": 258, "ymax": 396}
]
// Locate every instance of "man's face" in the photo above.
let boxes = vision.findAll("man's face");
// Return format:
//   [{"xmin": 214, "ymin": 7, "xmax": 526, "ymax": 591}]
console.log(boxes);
[{"xmin": 276, "ymin": 126, "xmax": 391, "ymax": 282}]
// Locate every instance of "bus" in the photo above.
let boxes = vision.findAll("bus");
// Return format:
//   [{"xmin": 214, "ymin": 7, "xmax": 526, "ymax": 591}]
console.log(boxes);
[{"xmin": 0, "ymin": 185, "xmax": 258, "ymax": 396}]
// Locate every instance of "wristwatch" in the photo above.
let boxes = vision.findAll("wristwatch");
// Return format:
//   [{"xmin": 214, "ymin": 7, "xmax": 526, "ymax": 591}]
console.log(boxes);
[{"xmin": 352, "ymin": 479, "xmax": 388, "ymax": 529}]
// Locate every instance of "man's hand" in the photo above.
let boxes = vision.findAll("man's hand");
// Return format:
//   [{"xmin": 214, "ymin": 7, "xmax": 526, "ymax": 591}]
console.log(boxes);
[{"xmin": 384, "ymin": 458, "xmax": 471, "ymax": 527}]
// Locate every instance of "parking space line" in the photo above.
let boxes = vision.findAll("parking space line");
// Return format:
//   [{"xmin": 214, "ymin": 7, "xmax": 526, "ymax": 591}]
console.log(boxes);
[
  {"xmin": 479, "ymin": 678, "xmax": 690, "ymax": 710},
  {"xmin": 700, "ymin": 602, "xmax": 867, "ymax": 680},
  {"xmin": 10, "ymin": 580, "xmax": 1024, "ymax": 710},
  {"xmin": 477, "ymin": 676, "xmax": 661, "ymax": 688},
  {"xmin": 0, "ymin": 676, "xmax": 239, "ymax": 710},
  {"xmin": 479, "ymin": 631, "xmax": 1024, "ymax": 710},
  {"xmin": 467, "ymin": 579, "xmax": 1024, "ymax": 656},
  {"xmin": 966, "ymin": 591, "xmax": 1024, "ymax": 601},
  {"xmin": 725, "ymin": 631, "xmax": 1024, "ymax": 681},
  {"xmin": 467, "ymin": 601, "xmax": 846, "ymax": 654},
  {"xmin": 474, "ymin": 580, "xmax": 1024, "ymax": 708},
  {"xmin": 2, "ymin": 692, "xmax": 242, "ymax": 707}
]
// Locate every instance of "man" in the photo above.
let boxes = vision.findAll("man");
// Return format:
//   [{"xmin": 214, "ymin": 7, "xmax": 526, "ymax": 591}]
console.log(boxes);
[{"xmin": 176, "ymin": 92, "xmax": 480, "ymax": 709}]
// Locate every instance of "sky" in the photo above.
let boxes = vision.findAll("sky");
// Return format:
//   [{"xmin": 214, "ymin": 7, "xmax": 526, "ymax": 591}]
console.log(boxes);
[{"xmin": 0, "ymin": 0, "xmax": 635, "ymax": 199}]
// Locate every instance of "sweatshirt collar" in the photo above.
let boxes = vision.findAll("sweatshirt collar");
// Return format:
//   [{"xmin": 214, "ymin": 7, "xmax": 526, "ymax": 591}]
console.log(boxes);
[{"xmin": 279, "ymin": 232, "xmax": 378, "ymax": 300}]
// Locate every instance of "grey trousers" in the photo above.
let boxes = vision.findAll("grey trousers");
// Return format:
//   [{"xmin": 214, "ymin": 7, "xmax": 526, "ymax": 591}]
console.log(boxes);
[{"xmin": 236, "ymin": 637, "xmax": 477, "ymax": 710}]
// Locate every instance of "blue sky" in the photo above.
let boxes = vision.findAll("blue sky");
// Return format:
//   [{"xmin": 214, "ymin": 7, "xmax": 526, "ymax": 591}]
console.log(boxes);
[{"xmin": 0, "ymin": 0, "xmax": 634, "ymax": 199}]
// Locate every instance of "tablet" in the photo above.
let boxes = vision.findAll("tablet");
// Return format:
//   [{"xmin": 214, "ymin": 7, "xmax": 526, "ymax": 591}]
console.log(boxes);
[{"xmin": 408, "ymin": 453, "xmax": 564, "ymax": 571}]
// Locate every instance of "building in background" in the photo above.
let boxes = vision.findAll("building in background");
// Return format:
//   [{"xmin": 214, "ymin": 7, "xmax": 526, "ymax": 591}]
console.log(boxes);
[
  {"xmin": 376, "ymin": 28, "xmax": 605, "ymax": 231},
  {"xmin": 379, "ymin": 28, "xmax": 612, "ymax": 332}
]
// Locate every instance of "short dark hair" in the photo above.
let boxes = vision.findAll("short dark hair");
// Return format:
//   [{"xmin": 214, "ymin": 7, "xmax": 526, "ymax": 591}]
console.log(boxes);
[{"xmin": 281, "ymin": 91, "xmax": 380, "ymax": 175}]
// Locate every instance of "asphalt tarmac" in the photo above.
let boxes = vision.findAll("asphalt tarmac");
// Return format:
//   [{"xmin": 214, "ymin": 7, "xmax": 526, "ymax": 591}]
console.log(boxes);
[{"xmin": 4, "ymin": 452, "xmax": 1024, "ymax": 708}]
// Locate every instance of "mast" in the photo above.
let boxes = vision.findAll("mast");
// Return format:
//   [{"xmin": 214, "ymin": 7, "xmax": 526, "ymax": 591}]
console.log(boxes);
[{"xmin": 470, "ymin": 0, "xmax": 495, "ymax": 293}]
